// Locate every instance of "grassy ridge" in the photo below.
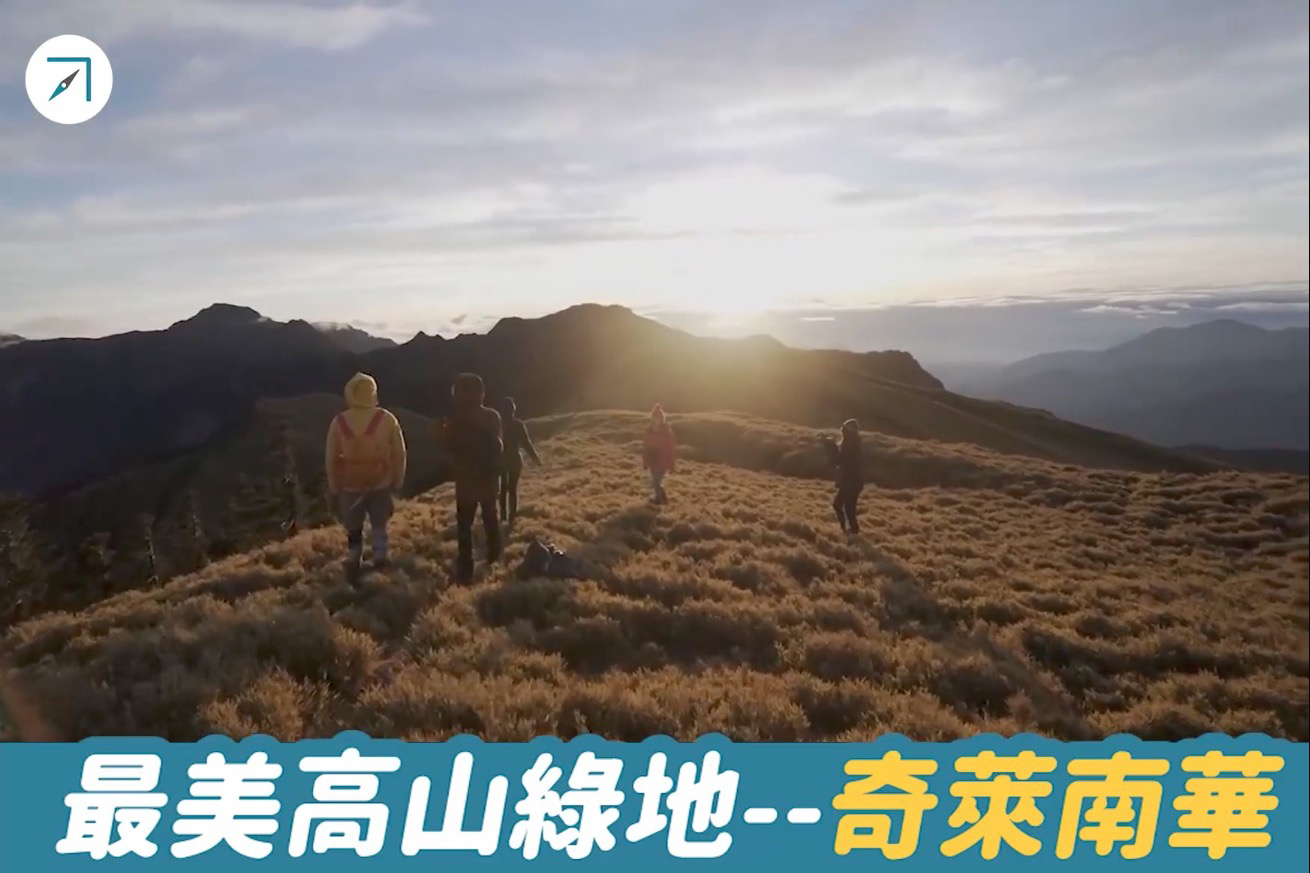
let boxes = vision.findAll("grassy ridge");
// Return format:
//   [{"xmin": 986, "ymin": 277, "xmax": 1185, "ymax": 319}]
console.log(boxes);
[{"xmin": 3, "ymin": 411, "xmax": 1305, "ymax": 742}]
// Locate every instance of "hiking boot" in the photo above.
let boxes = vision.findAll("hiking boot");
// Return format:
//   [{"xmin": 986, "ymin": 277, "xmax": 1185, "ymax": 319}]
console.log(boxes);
[
  {"xmin": 454, "ymin": 552, "xmax": 475, "ymax": 583},
  {"xmin": 343, "ymin": 554, "xmax": 362, "ymax": 585},
  {"xmin": 371, "ymin": 532, "xmax": 390, "ymax": 569}
]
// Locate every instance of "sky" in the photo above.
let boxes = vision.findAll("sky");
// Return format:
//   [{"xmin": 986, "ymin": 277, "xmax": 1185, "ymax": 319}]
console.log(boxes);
[
  {"xmin": 651, "ymin": 285, "xmax": 1310, "ymax": 365},
  {"xmin": 1, "ymin": 0, "xmax": 1307, "ymax": 352}
]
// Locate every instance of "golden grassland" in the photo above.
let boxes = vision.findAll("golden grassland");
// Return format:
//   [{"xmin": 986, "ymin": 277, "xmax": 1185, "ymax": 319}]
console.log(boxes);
[{"xmin": 3, "ymin": 412, "xmax": 1306, "ymax": 742}]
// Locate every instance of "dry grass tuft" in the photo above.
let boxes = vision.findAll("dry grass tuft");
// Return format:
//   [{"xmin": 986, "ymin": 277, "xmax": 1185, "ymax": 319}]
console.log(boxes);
[{"xmin": 3, "ymin": 411, "xmax": 1306, "ymax": 742}]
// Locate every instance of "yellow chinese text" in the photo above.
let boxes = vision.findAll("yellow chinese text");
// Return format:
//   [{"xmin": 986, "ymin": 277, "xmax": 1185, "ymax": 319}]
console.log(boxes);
[
  {"xmin": 1169, "ymin": 750, "xmax": 1283, "ymax": 859},
  {"xmin": 1056, "ymin": 750, "xmax": 1169, "ymax": 860},
  {"xmin": 832, "ymin": 751, "xmax": 938, "ymax": 859},
  {"xmin": 939, "ymin": 750, "xmax": 1056, "ymax": 859}
]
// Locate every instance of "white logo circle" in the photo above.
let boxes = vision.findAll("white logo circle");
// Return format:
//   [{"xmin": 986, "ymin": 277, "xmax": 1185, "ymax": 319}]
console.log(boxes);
[{"xmin": 26, "ymin": 34, "xmax": 113, "ymax": 125}]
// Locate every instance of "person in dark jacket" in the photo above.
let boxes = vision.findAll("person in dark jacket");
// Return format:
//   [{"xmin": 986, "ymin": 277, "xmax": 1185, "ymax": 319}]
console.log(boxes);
[
  {"xmin": 828, "ymin": 418, "xmax": 863, "ymax": 534},
  {"xmin": 436, "ymin": 373, "xmax": 503, "ymax": 582},
  {"xmin": 498, "ymin": 396, "xmax": 541, "ymax": 525}
]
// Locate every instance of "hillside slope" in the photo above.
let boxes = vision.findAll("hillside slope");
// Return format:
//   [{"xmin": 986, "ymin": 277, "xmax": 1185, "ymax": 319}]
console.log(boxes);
[
  {"xmin": 13, "ymin": 393, "xmax": 1218, "ymax": 622},
  {"xmin": 1177, "ymin": 446, "xmax": 1310, "ymax": 476},
  {"xmin": 4, "ymin": 412, "xmax": 1305, "ymax": 743},
  {"xmin": 9, "ymin": 396, "xmax": 448, "ymax": 622}
]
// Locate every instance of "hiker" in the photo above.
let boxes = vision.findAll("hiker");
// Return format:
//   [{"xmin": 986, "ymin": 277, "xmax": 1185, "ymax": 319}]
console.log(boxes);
[
  {"xmin": 498, "ymin": 396, "xmax": 542, "ymax": 525},
  {"xmin": 642, "ymin": 404, "xmax": 677, "ymax": 504},
  {"xmin": 325, "ymin": 372, "xmax": 407, "ymax": 571},
  {"xmin": 825, "ymin": 418, "xmax": 863, "ymax": 535},
  {"xmin": 437, "ymin": 373, "xmax": 504, "ymax": 582}
]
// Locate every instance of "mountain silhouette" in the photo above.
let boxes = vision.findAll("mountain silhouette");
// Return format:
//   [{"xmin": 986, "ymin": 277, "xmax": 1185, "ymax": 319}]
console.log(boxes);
[
  {"xmin": 955, "ymin": 320, "xmax": 1309, "ymax": 451},
  {"xmin": 0, "ymin": 304, "xmax": 353, "ymax": 495},
  {"xmin": 0, "ymin": 302, "xmax": 1222, "ymax": 498}
]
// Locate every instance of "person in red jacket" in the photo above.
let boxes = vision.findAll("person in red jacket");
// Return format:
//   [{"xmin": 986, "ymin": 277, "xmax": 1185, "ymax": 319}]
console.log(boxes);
[{"xmin": 642, "ymin": 404, "xmax": 677, "ymax": 504}]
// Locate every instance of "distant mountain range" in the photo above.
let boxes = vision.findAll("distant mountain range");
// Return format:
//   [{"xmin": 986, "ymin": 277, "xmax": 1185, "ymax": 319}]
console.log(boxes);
[
  {"xmin": 0, "ymin": 302, "xmax": 1218, "ymax": 499},
  {"xmin": 0, "ymin": 334, "xmax": 24, "ymax": 348},
  {"xmin": 951, "ymin": 320, "xmax": 1309, "ymax": 453}
]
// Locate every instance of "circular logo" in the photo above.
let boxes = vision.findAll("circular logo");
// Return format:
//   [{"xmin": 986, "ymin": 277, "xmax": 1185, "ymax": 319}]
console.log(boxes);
[{"xmin": 26, "ymin": 34, "xmax": 113, "ymax": 125}]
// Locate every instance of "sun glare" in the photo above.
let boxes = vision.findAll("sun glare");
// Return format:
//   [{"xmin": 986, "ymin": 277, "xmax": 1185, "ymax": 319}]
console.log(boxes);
[{"xmin": 701, "ymin": 305, "xmax": 765, "ymax": 334}]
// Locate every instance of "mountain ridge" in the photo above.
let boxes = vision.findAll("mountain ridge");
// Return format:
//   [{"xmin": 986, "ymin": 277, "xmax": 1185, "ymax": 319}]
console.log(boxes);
[
  {"xmin": 956, "ymin": 319, "xmax": 1309, "ymax": 452},
  {"xmin": 1, "ymin": 301, "xmax": 1212, "ymax": 499}
]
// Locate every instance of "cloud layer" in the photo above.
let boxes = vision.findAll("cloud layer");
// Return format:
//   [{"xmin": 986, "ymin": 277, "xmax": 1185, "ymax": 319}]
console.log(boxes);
[{"xmin": 1, "ymin": 0, "xmax": 1306, "ymax": 338}]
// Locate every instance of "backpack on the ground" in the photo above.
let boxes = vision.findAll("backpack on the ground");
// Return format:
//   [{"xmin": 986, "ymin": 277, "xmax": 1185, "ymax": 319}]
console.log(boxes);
[{"xmin": 518, "ymin": 539, "xmax": 587, "ymax": 580}]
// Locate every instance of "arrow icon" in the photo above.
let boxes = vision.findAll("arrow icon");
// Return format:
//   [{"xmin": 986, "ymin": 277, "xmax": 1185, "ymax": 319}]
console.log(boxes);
[{"xmin": 48, "ymin": 69, "xmax": 79, "ymax": 101}]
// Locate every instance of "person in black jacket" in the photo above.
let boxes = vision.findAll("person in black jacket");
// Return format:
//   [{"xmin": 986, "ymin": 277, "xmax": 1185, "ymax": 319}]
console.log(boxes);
[
  {"xmin": 498, "ymin": 396, "xmax": 542, "ymax": 524},
  {"xmin": 824, "ymin": 419, "xmax": 864, "ymax": 534},
  {"xmin": 436, "ymin": 374, "xmax": 503, "ymax": 582}
]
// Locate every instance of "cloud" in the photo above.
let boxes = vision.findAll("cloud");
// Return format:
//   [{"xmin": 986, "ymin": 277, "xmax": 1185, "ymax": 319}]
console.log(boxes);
[
  {"xmin": 0, "ymin": 0, "xmax": 430, "ymax": 56},
  {"xmin": 1214, "ymin": 300, "xmax": 1310, "ymax": 313},
  {"xmin": 157, "ymin": 0, "xmax": 430, "ymax": 50},
  {"xmin": 1079, "ymin": 304, "xmax": 1184, "ymax": 318},
  {"xmin": 6, "ymin": 314, "xmax": 104, "ymax": 339},
  {"xmin": 650, "ymin": 285, "xmax": 1308, "ymax": 363},
  {"xmin": 0, "ymin": 0, "xmax": 1305, "ymax": 333}
]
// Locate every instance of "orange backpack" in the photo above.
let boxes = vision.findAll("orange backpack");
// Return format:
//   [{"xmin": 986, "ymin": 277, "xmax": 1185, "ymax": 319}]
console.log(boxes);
[{"xmin": 332, "ymin": 410, "xmax": 391, "ymax": 491}]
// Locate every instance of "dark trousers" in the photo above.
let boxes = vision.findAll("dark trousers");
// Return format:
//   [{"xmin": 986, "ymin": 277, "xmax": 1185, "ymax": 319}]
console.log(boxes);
[
  {"xmin": 499, "ymin": 466, "xmax": 522, "ymax": 522},
  {"xmin": 456, "ymin": 496, "xmax": 501, "ymax": 577},
  {"xmin": 833, "ymin": 481, "xmax": 862, "ymax": 533}
]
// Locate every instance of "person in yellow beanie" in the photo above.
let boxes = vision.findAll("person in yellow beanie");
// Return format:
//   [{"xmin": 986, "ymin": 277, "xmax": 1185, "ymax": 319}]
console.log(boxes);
[{"xmin": 325, "ymin": 372, "xmax": 407, "ymax": 572}]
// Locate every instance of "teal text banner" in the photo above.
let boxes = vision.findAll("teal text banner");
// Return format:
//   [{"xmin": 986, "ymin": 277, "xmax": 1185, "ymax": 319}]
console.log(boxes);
[{"xmin": 1, "ymin": 733, "xmax": 1305, "ymax": 870}]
